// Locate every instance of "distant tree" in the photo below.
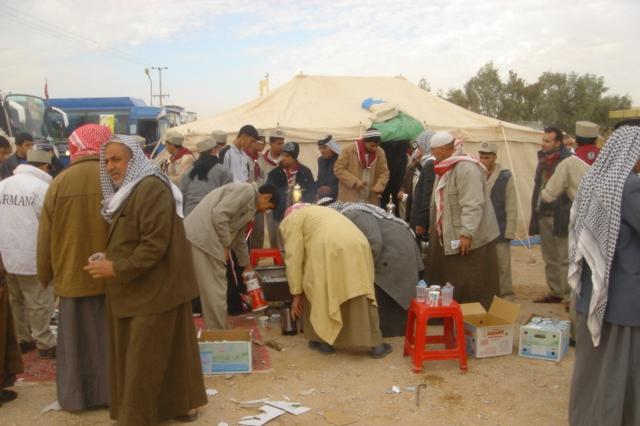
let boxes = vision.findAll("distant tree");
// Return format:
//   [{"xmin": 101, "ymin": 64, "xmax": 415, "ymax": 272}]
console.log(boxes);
[
  {"xmin": 446, "ymin": 63, "xmax": 632, "ymax": 132},
  {"xmin": 463, "ymin": 62, "xmax": 503, "ymax": 118},
  {"xmin": 418, "ymin": 78, "xmax": 431, "ymax": 92},
  {"xmin": 446, "ymin": 88, "xmax": 468, "ymax": 109},
  {"xmin": 500, "ymin": 70, "xmax": 530, "ymax": 123}
]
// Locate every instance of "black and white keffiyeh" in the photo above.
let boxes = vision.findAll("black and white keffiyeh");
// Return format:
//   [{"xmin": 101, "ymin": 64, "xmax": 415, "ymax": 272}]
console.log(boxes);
[
  {"xmin": 416, "ymin": 129, "xmax": 436, "ymax": 166},
  {"xmin": 100, "ymin": 134, "xmax": 184, "ymax": 223},
  {"xmin": 328, "ymin": 200, "xmax": 411, "ymax": 229},
  {"xmin": 568, "ymin": 125, "xmax": 640, "ymax": 346}
]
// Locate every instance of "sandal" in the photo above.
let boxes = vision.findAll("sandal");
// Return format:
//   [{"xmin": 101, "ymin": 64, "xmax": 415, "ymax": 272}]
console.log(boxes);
[
  {"xmin": 308, "ymin": 340, "xmax": 335, "ymax": 354},
  {"xmin": 0, "ymin": 390, "xmax": 17, "ymax": 404},
  {"xmin": 371, "ymin": 343, "xmax": 393, "ymax": 359},
  {"xmin": 174, "ymin": 410, "xmax": 199, "ymax": 423}
]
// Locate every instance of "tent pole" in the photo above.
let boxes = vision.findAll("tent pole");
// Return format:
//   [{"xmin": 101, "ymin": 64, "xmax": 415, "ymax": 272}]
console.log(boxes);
[{"xmin": 500, "ymin": 124, "xmax": 535, "ymax": 259}]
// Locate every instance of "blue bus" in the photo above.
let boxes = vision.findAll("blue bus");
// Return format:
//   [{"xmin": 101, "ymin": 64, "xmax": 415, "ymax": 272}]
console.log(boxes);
[{"xmin": 47, "ymin": 97, "xmax": 186, "ymax": 152}]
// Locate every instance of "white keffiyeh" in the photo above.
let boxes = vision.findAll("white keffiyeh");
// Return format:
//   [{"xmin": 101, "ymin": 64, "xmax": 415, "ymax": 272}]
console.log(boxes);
[
  {"xmin": 100, "ymin": 135, "xmax": 184, "ymax": 223},
  {"xmin": 568, "ymin": 125, "xmax": 640, "ymax": 346}
]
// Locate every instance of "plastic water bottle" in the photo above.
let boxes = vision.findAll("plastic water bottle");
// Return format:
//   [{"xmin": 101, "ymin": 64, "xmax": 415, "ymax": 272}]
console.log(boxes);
[{"xmin": 416, "ymin": 280, "xmax": 428, "ymax": 303}]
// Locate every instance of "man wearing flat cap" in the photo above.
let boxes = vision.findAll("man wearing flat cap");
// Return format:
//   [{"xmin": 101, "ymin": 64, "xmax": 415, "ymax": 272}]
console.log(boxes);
[
  {"xmin": 258, "ymin": 130, "xmax": 285, "ymax": 179},
  {"xmin": 266, "ymin": 142, "xmax": 315, "ymax": 220},
  {"xmin": 0, "ymin": 148, "xmax": 57, "ymax": 359},
  {"xmin": 478, "ymin": 142, "xmax": 517, "ymax": 298},
  {"xmin": 163, "ymin": 129, "xmax": 195, "ymax": 185},
  {"xmin": 574, "ymin": 121, "xmax": 601, "ymax": 166},
  {"xmin": 316, "ymin": 135, "xmax": 341, "ymax": 200},
  {"xmin": 209, "ymin": 131, "xmax": 227, "ymax": 158},
  {"xmin": 334, "ymin": 128, "xmax": 390, "ymax": 205},
  {"xmin": 180, "ymin": 137, "xmax": 232, "ymax": 217},
  {"xmin": 426, "ymin": 132, "xmax": 500, "ymax": 309}
]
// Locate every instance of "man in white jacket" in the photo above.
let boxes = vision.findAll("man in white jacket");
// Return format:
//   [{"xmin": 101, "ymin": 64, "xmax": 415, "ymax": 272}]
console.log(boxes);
[{"xmin": 0, "ymin": 149, "xmax": 57, "ymax": 358}]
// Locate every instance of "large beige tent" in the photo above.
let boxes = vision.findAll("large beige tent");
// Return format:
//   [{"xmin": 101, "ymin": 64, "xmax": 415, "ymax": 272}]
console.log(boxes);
[{"xmin": 173, "ymin": 74, "xmax": 542, "ymax": 239}]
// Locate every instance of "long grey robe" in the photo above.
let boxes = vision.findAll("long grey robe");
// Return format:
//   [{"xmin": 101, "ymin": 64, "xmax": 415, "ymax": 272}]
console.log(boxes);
[{"xmin": 343, "ymin": 210, "xmax": 422, "ymax": 310}]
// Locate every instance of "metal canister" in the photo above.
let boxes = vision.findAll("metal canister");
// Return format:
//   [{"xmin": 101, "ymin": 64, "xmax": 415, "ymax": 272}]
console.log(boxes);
[{"xmin": 280, "ymin": 304, "xmax": 297, "ymax": 335}]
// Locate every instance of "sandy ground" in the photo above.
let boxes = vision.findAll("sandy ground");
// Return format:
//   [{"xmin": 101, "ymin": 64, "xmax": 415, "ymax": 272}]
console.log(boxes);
[{"xmin": 2, "ymin": 246, "xmax": 574, "ymax": 426}]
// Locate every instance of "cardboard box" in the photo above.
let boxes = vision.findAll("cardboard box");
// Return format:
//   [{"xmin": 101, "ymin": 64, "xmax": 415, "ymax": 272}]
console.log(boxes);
[
  {"xmin": 460, "ymin": 297, "xmax": 520, "ymax": 358},
  {"xmin": 198, "ymin": 329, "xmax": 252, "ymax": 374},
  {"xmin": 519, "ymin": 317, "xmax": 570, "ymax": 362}
]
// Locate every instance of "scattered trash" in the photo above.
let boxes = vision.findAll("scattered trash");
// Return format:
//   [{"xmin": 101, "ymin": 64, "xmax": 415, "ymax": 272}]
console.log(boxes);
[
  {"xmin": 391, "ymin": 385, "xmax": 401, "ymax": 394},
  {"xmin": 41, "ymin": 400, "xmax": 62, "ymax": 414},
  {"xmin": 206, "ymin": 388, "xmax": 218, "ymax": 397},
  {"xmin": 321, "ymin": 410, "xmax": 360, "ymax": 425},
  {"xmin": 237, "ymin": 399, "xmax": 311, "ymax": 425},
  {"xmin": 224, "ymin": 374, "xmax": 234, "ymax": 380},
  {"xmin": 266, "ymin": 400, "xmax": 310, "ymax": 415},
  {"xmin": 299, "ymin": 388, "xmax": 316, "ymax": 396},
  {"xmin": 404, "ymin": 386, "xmax": 416, "ymax": 392},
  {"xmin": 218, "ymin": 422, "xmax": 229, "ymax": 426},
  {"xmin": 239, "ymin": 405, "xmax": 285, "ymax": 426},
  {"xmin": 283, "ymin": 395, "xmax": 290, "ymax": 401}
]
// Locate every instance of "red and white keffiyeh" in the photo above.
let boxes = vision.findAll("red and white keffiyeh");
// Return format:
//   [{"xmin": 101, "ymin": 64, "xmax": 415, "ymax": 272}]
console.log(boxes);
[
  {"xmin": 355, "ymin": 139, "xmax": 377, "ymax": 169},
  {"xmin": 68, "ymin": 124, "xmax": 113, "ymax": 160}
]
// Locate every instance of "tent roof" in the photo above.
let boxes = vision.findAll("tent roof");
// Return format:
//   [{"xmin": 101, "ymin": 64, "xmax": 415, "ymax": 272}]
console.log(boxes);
[{"xmin": 174, "ymin": 74, "xmax": 540, "ymax": 144}]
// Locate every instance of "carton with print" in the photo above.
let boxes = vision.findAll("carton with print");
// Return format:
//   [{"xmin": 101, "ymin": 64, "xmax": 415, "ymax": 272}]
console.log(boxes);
[{"xmin": 460, "ymin": 297, "xmax": 520, "ymax": 358}]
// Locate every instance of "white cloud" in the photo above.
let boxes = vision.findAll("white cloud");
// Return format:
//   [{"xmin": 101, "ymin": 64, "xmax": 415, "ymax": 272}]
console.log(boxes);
[{"xmin": 0, "ymin": 0, "xmax": 638, "ymax": 117}]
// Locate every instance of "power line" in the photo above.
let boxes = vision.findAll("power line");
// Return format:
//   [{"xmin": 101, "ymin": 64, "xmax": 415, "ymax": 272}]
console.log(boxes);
[{"xmin": 0, "ymin": 2, "xmax": 152, "ymax": 66}]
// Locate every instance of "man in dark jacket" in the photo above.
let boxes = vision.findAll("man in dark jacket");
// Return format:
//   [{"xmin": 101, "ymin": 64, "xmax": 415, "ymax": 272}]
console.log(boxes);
[
  {"xmin": 479, "ymin": 142, "xmax": 517, "ymax": 297},
  {"xmin": 410, "ymin": 130, "xmax": 436, "ymax": 239},
  {"xmin": 267, "ymin": 142, "xmax": 315, "ymax": 220},
  {"xmin": 316, "ymin": 135, "xmax": 340, "ymax": 200},
  {"xmin": 0, "ymin": 133, "xmax": 34, "ymax": 179},
  {"xmin": 530, "ymin": 127, "xmax": 573, "ymax": 304}
]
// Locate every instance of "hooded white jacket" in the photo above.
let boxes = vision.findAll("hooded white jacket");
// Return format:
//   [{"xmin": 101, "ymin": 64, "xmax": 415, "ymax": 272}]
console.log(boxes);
[{"xmin": 0, "ymin": 164, "xmax": 52, "ymax": 275}]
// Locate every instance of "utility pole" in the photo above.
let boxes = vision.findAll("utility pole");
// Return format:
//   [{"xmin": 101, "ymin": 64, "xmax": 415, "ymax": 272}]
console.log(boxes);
[{"xmin": 151, "ymin": 66, "xmax": 169, "ymax": 106}]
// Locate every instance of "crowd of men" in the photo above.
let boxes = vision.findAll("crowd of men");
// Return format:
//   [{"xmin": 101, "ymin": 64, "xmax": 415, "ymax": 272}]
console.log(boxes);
[{"xmin": 0, "ymin": 114, "xmax": 637, "ymax": 425}]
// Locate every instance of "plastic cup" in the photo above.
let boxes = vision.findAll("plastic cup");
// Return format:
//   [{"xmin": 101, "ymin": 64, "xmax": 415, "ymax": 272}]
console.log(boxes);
[
  {"xmin": 441, "ymin": 286, "xmax": 454, "ymax": 306},
  {"xmin": 428, "ymin": 290, "xmax": 440, "ymax": 307},
  {"xmin": 416, "ymin": 285, "xmax": 427, "ymax": 303},
  {"xmin": 88, "ymin": 252, "xmax": 105, "ymax": 263},
  {"xmin": 257, "ymin": 315, "xmax": 269, "ymax": 328}
]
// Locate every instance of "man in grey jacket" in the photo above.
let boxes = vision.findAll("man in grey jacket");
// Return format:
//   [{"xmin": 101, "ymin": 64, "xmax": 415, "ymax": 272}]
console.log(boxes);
[
  {"xmin": 183, "ymin": 182, "xmax": 278, "ymax": 329},
  {"xmin": 426, "ymin": 132, "xmax": 500, "ymax": 308}
]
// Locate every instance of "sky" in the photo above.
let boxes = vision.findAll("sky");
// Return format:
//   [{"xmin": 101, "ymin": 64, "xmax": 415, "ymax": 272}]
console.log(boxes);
[{"xmin": 1, "ymin": 0, "xmax": 638, "ymax": 118}]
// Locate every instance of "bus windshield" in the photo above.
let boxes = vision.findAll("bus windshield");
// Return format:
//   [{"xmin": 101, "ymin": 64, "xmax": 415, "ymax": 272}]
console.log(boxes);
[{"xmin": 4, "ymin": 95, "xmax": 48, "ymax": 139}]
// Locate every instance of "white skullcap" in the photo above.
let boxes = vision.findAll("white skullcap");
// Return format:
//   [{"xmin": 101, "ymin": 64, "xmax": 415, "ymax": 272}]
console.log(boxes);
[{"xmin": 429, "ymin": 131, "xmax": 454, "ymax": 148}]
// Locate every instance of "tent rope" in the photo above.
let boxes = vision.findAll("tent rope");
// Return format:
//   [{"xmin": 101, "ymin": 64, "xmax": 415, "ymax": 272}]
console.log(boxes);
[{"xmin": 499, "ymin": 123, "xmax": 535, "ymax": 258}]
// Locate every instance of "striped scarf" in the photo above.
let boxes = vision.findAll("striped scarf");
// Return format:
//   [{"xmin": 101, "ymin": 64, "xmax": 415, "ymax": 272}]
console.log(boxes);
[{"xmin": 568, "ymin": 125, "xmax": 640, "ymax": 346}]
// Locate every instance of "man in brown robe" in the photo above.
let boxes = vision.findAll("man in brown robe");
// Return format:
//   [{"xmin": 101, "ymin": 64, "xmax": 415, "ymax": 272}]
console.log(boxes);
[
  {"xmin": 0, "ymin": 253, "xmax": 23, "ymax": 407},
  {"xmin": 85, "ymin": 135, "xmax": 206, "ymax": 425},
  {"xmin": 334, "ymin": 128, "xmax": 390, "ymax": 205}
]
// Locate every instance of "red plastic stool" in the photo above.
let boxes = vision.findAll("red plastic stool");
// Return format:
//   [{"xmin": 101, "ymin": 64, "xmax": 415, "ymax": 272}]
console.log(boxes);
[
  {"xmin": 403, "ymin": 299, "xmax": 468, "ymax": 372},
  {"xmin": 250, "ymin": 248, "xmax": 284, "ymax": 267}
]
